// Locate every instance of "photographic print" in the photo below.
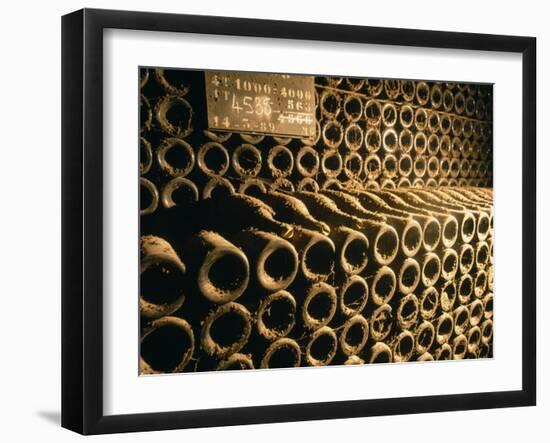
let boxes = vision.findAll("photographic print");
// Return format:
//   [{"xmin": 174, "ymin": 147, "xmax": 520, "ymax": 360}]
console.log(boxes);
[{"xmin": 138, "ymin": 68, "xmax": 494, "ymax": 374}]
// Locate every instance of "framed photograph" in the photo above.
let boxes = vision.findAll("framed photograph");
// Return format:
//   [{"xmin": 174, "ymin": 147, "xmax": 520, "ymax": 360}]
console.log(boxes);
[{"xmin": 62, "ymin": 8, "xmax": 536, "ymax": 435}]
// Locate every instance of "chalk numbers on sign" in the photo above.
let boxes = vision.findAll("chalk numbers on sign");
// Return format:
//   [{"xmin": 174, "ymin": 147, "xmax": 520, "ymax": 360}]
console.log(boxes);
[{"xmin": 206, "ymin": 72, "xmax": 316, "ymax": 137}]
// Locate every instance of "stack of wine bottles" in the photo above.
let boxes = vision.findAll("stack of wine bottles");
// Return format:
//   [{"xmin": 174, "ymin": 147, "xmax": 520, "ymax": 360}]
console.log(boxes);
[{"xmin": 139, "ymin": 68, "xmax": 493, "ymax": 373}]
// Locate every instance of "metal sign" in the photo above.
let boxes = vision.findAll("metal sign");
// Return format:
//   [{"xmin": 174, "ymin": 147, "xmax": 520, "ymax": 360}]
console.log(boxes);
[{"xmin": 205, "ymin": 71, "xmax": 316, "ymax": 138}]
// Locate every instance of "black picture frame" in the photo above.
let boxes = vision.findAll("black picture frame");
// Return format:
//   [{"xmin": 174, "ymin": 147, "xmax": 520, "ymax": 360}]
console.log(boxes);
[{"xmin": 61, "ymin": 8, "xmax": 537, "ymax": 435}]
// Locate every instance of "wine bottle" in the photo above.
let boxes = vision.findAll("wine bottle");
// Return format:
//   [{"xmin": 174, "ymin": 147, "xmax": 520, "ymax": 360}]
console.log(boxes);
[{"xmin": 255, "ymin": 190, "xmax": 330, "ymax": 234}]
